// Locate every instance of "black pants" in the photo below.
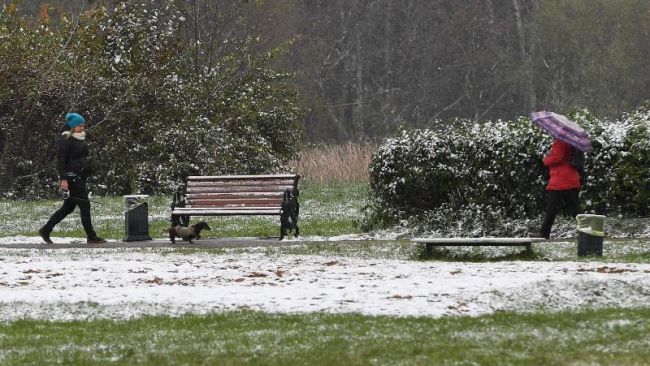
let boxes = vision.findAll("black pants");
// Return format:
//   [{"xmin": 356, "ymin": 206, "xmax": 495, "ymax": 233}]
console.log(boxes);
[
  {"xmin": 540, "ymin": 189, "xmax": 581, "ymax": 239},
  {"xmin": 42, "ymin": 178, "xmax": 97, "ymax": 238}
]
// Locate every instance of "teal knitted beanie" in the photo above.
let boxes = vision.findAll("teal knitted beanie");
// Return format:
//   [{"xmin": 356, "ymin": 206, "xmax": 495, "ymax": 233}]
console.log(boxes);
[{"xmin": 65, "ymin": 112, "xmax": 86, "ymax": 128}]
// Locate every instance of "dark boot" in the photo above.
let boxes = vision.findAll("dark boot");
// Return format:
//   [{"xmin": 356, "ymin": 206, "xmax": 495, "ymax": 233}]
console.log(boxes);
[
  {"xmin": 87, "ymin": 236, "xmax": 107, "ymax": 244},
  {"xmin": 38, "ymin": 227, "xmax": 53, "ymax": 244}
]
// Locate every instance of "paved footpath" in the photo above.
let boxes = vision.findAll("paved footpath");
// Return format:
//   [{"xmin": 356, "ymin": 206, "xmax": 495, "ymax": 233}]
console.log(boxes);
[{"xmin": 0, "ymin": 237, "xmax": 326, "ymax": 250}]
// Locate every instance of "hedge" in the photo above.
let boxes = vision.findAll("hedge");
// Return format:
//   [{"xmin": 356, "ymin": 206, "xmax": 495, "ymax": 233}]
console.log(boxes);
[
  {"xmin": 365, "ymin": 107, "xmax": 650, "ymax": 236},
  {"xmin": 0, "ymin": 1, "xmax": 302, "ymax": 198}
]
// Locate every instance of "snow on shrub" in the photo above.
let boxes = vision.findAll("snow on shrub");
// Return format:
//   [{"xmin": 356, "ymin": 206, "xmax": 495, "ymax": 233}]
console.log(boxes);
[
  {"xmin": 365, "ymin": 107, "xmax": 650, "ymax": 235},
  {"xmin": 0, "ymin": 1, "xmax": 302, "ymax": 197}
]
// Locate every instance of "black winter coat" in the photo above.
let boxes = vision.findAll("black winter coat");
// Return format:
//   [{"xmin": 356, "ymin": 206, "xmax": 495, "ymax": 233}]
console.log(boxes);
[{"xmin": 56, "ymin": 135, "xmax": 90, "ymax": 179}]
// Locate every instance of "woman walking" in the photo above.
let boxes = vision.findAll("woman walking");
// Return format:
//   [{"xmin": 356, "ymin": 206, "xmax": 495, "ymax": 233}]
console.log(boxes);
[
  {"xmin": 539, "ymin": 139, "xmax": 582, "ymax": 239},
  {"xmin": 39, "ymin": 112, "xmax": 106, "ymax": 244}
]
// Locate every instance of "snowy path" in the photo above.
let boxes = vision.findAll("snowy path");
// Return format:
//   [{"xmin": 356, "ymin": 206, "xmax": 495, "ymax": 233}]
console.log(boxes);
[{"xmin": 1, "ymin": 242, "xmax": 649, "ymax": 321}]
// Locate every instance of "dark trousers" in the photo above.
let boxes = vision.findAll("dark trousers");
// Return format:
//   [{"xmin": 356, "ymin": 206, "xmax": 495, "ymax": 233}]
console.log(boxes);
[
  {"xmin": 42, "ymin": 179, "xmax": 97, "ymax": 238},
  {"xmin": 540, "ymin": 189, "xmax": 581, "ymax": 239}
]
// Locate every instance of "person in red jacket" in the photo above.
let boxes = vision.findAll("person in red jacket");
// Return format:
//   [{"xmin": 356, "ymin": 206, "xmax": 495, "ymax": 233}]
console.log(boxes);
[{"xmin": 539, "ymin": 139, "xmax": 582, "ymax": 239}]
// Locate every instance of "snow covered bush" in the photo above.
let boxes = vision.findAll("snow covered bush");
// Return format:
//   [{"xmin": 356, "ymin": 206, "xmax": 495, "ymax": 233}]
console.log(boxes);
[
  {"xmin": 88, "ymin": 2, "xmax": 302, "ymax": 195},
  {"xmin": 365, "ymin": 107, "xmax": 650, "ymax": 234},
  {"xmin": 0, "ymin": 1, "xmax": 302, "ymax": 197}
]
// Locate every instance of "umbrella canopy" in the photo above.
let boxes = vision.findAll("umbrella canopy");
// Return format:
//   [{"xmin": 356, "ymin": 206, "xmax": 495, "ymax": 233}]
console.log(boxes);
[{"xmin": 530, "ymin": 111, "xmax": 593, "ymax": 152}]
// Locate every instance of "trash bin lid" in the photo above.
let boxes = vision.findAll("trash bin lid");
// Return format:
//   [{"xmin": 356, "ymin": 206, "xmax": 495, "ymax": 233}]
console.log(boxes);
[
  {"xmin": 576, "ymin": 214, "xmax": 605, "ymax": 237},
  {"xmin": 123, "ymin": 195, "xmax": 149, "ymax": 209},
  {"xmin": 576, "ymin": 214, "xmax": 606, "ymax": 219}
]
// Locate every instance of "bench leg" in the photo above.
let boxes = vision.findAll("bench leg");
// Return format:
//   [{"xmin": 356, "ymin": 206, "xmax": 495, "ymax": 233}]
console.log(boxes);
[
  {"xmin": 425, "ymin": 243, "xmax": 434, "ymax": 255},
  {"xmin": 171, "ymin": 215, "xmax": 190, "ymax": 227},
  {"xmin": 170, "ymin": 187, "xmax": 189, "ymax": 227},
  {"xmin": 524, "ymin": 243, "xmax": 532, "ymax": 253}
]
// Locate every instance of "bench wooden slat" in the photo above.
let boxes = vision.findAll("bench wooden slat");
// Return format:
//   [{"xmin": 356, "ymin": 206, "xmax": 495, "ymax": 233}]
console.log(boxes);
[
  {"xmin": 186, "ymin": 185, "xmax": 297, "ymax": 194},
  {"xmin": 186, "ymin": 192, "xmax": 283, "ymax": 199},
  {"xmin": 172, "ymin": 208, "xmax": 282, "ymax": 216},
  {"xmin": 186, "ymin": 198, "xmax": 282, "ymax": 207},
  {"xmin": 173, "ymin": 206, "xmax": 283, "ymax": 211},
  {"xmin": 186, "ymin": 186, "xmax": 296, "ymax": 192},
  {"xmin": 187, "ymin": 174, "xmax": 298, "ymax": 181},
  {"xmin": 187, "ymin": 180, "xmax": 297, "ymax": 187}
]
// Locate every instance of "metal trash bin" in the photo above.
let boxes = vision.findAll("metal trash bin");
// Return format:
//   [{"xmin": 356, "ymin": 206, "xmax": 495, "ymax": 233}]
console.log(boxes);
[
  {"xmin": 576, "ymin": 214, "xmax": 605, "ymax": 256},
  {"xmin": 123, "ymin": 195, "xmax": 152, "ymax": 242}
]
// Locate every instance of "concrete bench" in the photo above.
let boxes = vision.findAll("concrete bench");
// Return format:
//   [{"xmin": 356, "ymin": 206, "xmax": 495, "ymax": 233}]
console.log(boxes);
[{"xmin": 412, "ymin": 237, "xmax": 546, "ymax": 254}]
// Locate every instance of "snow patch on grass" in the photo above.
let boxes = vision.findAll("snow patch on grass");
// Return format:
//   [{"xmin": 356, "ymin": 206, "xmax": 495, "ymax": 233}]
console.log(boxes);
[{"xmin": 1, "ymin": 248, "xmax": 649, "ymax": 322}]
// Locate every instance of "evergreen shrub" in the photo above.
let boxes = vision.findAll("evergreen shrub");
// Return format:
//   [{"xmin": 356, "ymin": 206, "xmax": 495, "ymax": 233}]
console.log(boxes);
[
  {"xmin": 365, "ymin": 107, "xmax": 650, "ymax": 235},
  {"xmin": 0, "ymin": 1, "xmax": 302, "ymax": 197}
]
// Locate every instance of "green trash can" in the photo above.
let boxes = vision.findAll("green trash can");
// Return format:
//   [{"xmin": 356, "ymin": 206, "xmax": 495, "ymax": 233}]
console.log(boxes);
[{"xmin": 576, "ymin": 214, "xmax": 605, "ymax": 256}]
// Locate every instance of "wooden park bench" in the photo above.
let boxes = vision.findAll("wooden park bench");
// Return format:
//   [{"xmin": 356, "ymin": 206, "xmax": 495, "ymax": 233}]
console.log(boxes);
[
  {"xmin": 171, "ymin": 174, "xmax": 300, "ymax": 238},
  {"xmin": 412, "ymin": 237, "xmax": 546, "ymax": 254}
]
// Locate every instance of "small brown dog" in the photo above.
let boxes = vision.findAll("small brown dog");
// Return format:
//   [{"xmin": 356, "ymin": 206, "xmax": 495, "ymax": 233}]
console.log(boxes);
[{"xmin": 168, "ymin": 221, "xmax": 211, "ymax": 243}]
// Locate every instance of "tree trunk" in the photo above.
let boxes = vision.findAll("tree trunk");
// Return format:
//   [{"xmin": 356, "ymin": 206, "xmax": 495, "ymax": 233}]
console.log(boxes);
[
  {"xmin": 384, "ymin": 0, "xmax": 392, "ymax": 106},
  {"xmin": 512, "ymin": 0, "xmax": 536, "ymax": 111},
  {"xmin": 354, "ymin": 21, "xmax": 364, "ymax": 138}
]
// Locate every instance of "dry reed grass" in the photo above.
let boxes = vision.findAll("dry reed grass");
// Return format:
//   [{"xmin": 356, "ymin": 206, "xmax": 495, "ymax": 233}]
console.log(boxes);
[{"xmin": 289, "ymin": 142, "xmax": 376, "ymax": 183}]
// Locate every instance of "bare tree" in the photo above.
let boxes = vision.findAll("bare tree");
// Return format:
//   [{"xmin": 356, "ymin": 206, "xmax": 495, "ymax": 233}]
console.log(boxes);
[{"xmin": 512, "ymin": 0, "xmax": 536, "ymax": 111}]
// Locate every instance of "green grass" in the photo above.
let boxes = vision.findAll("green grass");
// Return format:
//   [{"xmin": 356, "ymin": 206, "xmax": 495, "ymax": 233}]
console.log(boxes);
[
  {"xmin": 260, "ymin": 239, "xmax": 650, "ymax": 264},
  {"xmin": 621, "ymin": 251, "xmax": 650, "ymax": 262},
  {"xmin": 2, "ymin": 183, "xmax": 650, "ymax": 364},
  {"xmin": 1, "ymin": 308, "xmax": 649, "ymax": 365},
  {"xmin": 1, "ymin": 182, "xmax": 367, "ymax": 240},
  {"xmin": 2, "ymin": 181, "xmax": 650, "ymax": 265}
]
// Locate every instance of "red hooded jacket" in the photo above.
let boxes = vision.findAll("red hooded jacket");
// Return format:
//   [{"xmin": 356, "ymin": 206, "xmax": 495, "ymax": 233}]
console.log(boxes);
[{"xmin": 543, "ymin": 140, "xmax": 581, "ymax": 190}]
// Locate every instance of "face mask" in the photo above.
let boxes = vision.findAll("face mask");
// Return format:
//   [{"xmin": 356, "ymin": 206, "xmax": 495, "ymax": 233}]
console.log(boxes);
[
  {"xmin": 63, "ymin": 131, "xmax": 86, "ymax": 140},
  {"xmin": 71, "ymin": 131, "xmax": 86, "ymax": 140}
]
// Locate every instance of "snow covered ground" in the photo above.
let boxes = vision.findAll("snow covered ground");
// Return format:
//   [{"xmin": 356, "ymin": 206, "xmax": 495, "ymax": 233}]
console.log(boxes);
[{"xmin": 1, "ymin": 236, "xmax": 649, "ymax": 322}]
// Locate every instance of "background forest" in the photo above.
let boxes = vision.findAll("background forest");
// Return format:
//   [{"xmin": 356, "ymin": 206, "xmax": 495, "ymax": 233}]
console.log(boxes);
[{"xmin": 1, "ymin": 0, "xmax": 649, "ymax": 197}]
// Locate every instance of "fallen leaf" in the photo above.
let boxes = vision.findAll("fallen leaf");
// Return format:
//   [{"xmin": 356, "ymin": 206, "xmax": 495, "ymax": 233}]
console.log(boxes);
[
  {"xmin": 596, "ymin": 266, "xmax": 636, "ymax": 274},
  {"xmin": 167, "ymin": 280, "xmax": 191, "ymax": 286},
  {"xmin": 388, "ymin": 295, "xmax": 413, "ymax": 300},
  {"xmin": 447, "ymin": 301, "xmax": 468, "ymax": 310},
  {"xmin": 246, "ymin": 272, "xmax": 268, "ymax": 278},
  {"xmin": 144, "ymin": 277, "xmax": 163, "ymax": 285}
]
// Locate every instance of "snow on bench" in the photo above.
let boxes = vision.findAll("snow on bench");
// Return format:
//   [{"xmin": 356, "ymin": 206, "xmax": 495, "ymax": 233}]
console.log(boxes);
[{"xmin": 412, "ymin": 237, "xmax": 547, "ymax": 253}]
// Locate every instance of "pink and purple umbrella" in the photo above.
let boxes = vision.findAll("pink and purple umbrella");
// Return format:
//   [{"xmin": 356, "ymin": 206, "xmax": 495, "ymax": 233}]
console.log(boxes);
[{"xmin": 530, "ymin": 111, "xmax": 593, "ymax": 152}]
